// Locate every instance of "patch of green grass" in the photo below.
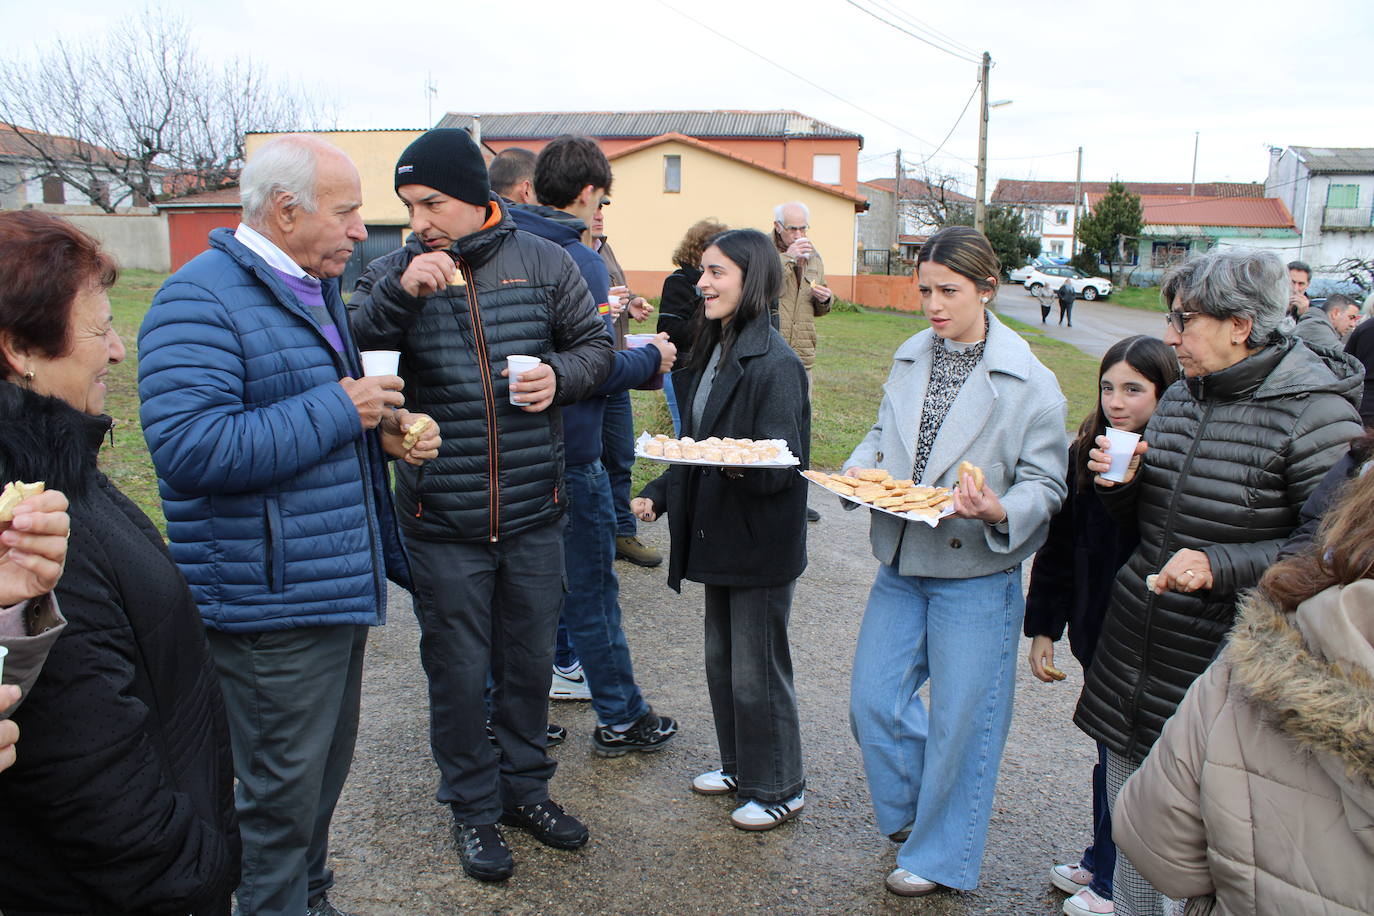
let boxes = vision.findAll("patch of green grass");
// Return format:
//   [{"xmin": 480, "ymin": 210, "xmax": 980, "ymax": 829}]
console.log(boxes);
[
  {"xmin": 1110, "ymin": 285, "xmax": 1167, "ymax": 312},
  {"xmin": 105, "ymin": 269, "xmax": 168, "ymax": 531}
]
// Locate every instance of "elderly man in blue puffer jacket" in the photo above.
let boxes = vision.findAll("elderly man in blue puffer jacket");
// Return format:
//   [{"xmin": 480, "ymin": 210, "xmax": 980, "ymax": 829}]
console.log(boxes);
[{"xmin": 137, "ymin": 135, "xmax": 439, "ymax": 916}]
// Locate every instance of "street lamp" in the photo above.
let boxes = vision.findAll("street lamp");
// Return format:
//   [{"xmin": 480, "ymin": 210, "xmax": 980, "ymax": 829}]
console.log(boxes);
[{"xmin": 973, "ymin": 48, "xmax": 1012, "ymax": 233}]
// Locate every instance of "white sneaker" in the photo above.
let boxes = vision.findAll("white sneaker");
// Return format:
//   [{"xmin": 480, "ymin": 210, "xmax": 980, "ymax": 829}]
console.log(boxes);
[
  {"xmin": 549, "ymin": 664, "xmax": 592, "ymax": 701},
  {"xmin": 1063, "ymin": 887, "xmax": 1115, "ymax": 915},
  {"xmin": 1051, "ymin": 862, "xmax": 1094, "ymax": 894},
  {"xmin": 729, "ymin": 792, "xmax": 803, "ymax": 831},
  {"xmin": 690, "ymin": 769, "xmax": 739, "ymax": 795},
  {"xmin": 885, "ymin": 868, "xmax": 940, "ymax": 897}
]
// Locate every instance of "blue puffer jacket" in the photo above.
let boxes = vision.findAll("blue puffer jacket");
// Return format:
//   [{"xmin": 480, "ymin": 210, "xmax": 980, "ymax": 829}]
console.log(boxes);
[{"xmin": 137, "ymin": 228, "xmax": 410, "ymax": 633}]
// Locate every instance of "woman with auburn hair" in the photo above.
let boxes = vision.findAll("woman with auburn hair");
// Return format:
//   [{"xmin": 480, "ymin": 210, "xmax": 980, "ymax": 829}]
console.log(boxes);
[
  {"xmin": 656, "ymin": 218, "xmax": 728, "ymax": 433},
  {"xmin": 0, "ymin": 210, "xmax": 240, "ymax": 915},
  {"xmin": 1114, "ymin": 465, "xmax": 1374, "ymax": 915},
  {"xmin": 845, "ymin": 225, "xmax": 1070, "ymax": 897},
  {"xmin": 634, "ymin": 228, "xmax": 810, "ymax": 832},
  {"xmin": 1024, "ymin": 334, "xmax": 1179, "ymax": 916}
]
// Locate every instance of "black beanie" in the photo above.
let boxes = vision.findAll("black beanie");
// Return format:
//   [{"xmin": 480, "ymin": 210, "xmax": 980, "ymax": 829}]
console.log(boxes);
[{"xmin": 394, "ymin": 128, "xmax": 490, "ymax": 206}]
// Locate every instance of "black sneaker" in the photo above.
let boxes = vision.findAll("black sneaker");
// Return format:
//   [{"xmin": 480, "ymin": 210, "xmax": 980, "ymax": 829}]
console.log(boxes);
[
  {"xmin": 487, "ymin": 719, "xmax": 566, "ymax": 747},
  {"xmin": 453, "ymin": 822, "xmax": 514, "ymax": 882},
  {"xmin": 306, "ymin": 894, "xmax": 357, "ymax": 916},
  {"xmin": 591, "ymin": 707, "xmax": 678, "ymax": 757},
  {"xmin": 499, "ymin": 799, "xmax": 589, "ymax": 850},
  {"xmin": 806, "ymin": 507, "xmax": 821, "ymax": 522}
]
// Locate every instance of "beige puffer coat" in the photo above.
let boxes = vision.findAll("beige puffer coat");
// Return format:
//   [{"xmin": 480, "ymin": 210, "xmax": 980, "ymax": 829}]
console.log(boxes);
[
  {"xmin": 775, "ymin": 238, "xmax": 830, "ymax": 370},
  {"xmin": 1114, "ymin": 581, "xmax": 1374, "ymax": 915}
]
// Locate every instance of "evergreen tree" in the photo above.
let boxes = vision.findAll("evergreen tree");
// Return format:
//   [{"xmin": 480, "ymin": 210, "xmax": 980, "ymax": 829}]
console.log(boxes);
[{"xmin": 1077, "ymin": 181, "xmax": 1144, "ymax": 285}]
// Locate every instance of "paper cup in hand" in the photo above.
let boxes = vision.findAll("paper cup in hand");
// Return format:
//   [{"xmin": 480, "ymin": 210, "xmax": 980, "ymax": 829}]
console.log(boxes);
[
  {"xmin": 360, "ymin": 350, "xmax": 400, "ymax": 377},
  {"xmin": 624, "ymin": 334, "xmax": 664, "ymax": 390},
  {"xmin": 507, "ymin": 355, "xmax": 541, "ymax": 405},
  {"xmin": 0, "ymin": 645, "xmax": 7, "ymax": 683},
  {"xmin": 1102, "ymin": 427, "xmax": 1142, "ymax": 482}
]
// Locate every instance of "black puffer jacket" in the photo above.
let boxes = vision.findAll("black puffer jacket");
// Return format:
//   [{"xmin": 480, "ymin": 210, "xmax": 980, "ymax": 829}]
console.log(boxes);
[
  {"xmin": 349, "ymin": 196, "xmax": 614, "ymax": 543},
  {"xmin": 638, "ymin": 313, "xmax": 810, "ymax": 591},
  {"xmin": 1075, "ymin": 337, "xmax": 1363, "ymax": 763},
  {"xmin": 0, "ymin": 384, "xmax": 239, "ymax": 915}
]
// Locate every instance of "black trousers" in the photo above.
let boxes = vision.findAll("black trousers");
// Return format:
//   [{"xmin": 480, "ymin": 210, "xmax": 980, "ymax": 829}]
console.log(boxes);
[{"xmin": 406, "ymin": 521, "xmax": 566, "ymax": 824}]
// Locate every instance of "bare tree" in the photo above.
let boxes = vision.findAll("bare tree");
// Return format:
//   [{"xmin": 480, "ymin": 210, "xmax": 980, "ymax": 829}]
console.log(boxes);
[
  {"xmin": 0, "ymin": 6, "xmax": 333, "ymax": 211},
  {"xmin": 899, "ymin": 166, "xmax": 974, "ymax": 232},
  {"xmin": 1327, "ymin": 256, "xmax": 1374, "ymax": 297}
]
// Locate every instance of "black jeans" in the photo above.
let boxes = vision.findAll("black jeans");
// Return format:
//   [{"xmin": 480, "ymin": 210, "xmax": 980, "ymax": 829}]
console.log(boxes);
[
  {"xmin": 207, "ymin": 624, "xmax": 367, "ymax": 916},
  {"xmin": 702, "ymin": 581, "xmax": 805, "ymax": 804},
  {"xmin": 406, "ymin": 521, "xmax": 565, "ymax": 824}
]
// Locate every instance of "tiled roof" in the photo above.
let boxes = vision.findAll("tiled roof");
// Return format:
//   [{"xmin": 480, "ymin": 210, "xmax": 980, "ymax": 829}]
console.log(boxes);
[
  {"xmin": 1085, "ymin": 193, "xmax": 1294, "ymax": 229},
  {"xmin": 0, "ymin": 123, "xmax": 125, "ymax": 166},
  {"xmin": 153, "ymin": 186, "xmax": 241, "ymax": 209},
  {"xmin": 1290, "ymin": 147, "xmax": 1374, "ymax": 174},
  {"xmin": 610, "ymin": 133, "xmax": 865, "ymax": 205},
  {"xmin": 862, "ymin": 178, "xmax": 975, "ymax": 204},
  {"xmin": 437, "ymin": 110, "xmax": 862, "ymax": 141},
  {"xmin": 993, "ymin": 179, "xmax": 1264, "ymax": 205}
]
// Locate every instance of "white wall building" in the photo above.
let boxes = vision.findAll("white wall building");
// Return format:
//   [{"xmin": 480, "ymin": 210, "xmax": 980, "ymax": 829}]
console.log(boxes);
[{"xmin": 1266, "ymin": 146, "xmax": 1374, "ymax": 288}]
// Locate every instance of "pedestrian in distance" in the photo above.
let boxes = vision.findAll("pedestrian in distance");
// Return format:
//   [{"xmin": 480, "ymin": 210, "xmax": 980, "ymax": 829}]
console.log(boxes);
[
  {"xmin": 1079, "ymin": 246, "xmax": 1363, "ymax": 916},
  {"xmin": 1, "ymin": 210, "xmax": 241, "ymax": 915},
  {"xmin": 1114, "ymin": 464, "xmax": 1374, "ymax": 916},
  {"xmin": 632, "ymin": 228, "xmax": 811, "ymax": 832},
  {"xmin": 1058, "ymin": 278, "xmax": 1077, "ymax": 327},
  {"xmin": 1024, "ymin": 334, "xmax": 1179, "ymax": 916},
  {"xmin": 845, "ymin": 225, "xmax": 1069, "ymax": 898}
]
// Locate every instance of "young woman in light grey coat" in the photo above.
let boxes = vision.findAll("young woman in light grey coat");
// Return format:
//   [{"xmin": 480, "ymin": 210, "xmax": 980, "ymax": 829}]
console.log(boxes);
[{"xmin": 844, "ymin": 226, "xmax": 1069, "ymax": 898}]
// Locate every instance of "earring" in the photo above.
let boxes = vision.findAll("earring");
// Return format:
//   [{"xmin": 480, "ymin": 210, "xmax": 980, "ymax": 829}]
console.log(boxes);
[
  {"xmin": 22, "ymin": 370, "xmax": 33, "ymax": 386},
  {"xmin": 980, "ymin": 297, "xmax": 989, "ymax": 305}
]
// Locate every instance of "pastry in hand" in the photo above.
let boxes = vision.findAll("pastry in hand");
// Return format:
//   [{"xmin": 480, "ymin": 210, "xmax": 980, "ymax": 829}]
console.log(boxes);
[
  {"xmin": 957, "ymin": 460, "xmax": 985, "ymax": 490},
  {"xmin": 0, "ymin": 480, "xmax": 45, "ymax": 523}
]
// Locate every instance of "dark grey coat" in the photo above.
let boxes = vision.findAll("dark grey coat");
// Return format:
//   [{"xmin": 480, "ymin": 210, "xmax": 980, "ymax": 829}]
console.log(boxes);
[
  {"xmin": 638, "ymin": 313, "xmax": 810, "ymax": 591},
  {"xmin": 1075, "ymin": 337, "xmax": 1364, "ymax": 763}
]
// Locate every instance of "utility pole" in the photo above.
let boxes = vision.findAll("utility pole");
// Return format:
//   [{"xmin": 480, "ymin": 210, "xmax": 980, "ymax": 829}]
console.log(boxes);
[
  {"xmin": 893, "ymin": 149, "xmax": 903, "ymax": 252},
  {"xmin": 1072, "ymin": 146, "xmax": 1083, "ymax": 256},
  {"xmin": 974, "ymin": 51, "xmax": 991, "ymax": 233},
  {"xmin": 1189, "ymin": 131, "xmax": 1199, "ymax": 196}
]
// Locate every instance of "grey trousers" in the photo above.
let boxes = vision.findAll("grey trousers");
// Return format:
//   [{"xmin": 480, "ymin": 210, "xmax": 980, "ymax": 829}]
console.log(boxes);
[
  {"xmin": 406, "ymin": 521, "xmax": 565, "ymax": 824},
  {"xmin": 207, "ymin": 624, "xmax": 367, "ymax": 916},
  {"xmin": 1106, "ymin": 749, "xmax": 1183, "ymax": 916},
  {"xmin": 703, "ymin": 581, "xmax": 805, "ymax": 804}
]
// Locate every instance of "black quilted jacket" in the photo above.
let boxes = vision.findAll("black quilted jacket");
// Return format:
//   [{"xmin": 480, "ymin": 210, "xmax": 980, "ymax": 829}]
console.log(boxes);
[
  {"xmin": 1074, "ymin": 337, "xmax": 1363, "ymax": 763},
  {"xmin": 349, "ymin": 196, "xmax": 614, "ymax": 543}
]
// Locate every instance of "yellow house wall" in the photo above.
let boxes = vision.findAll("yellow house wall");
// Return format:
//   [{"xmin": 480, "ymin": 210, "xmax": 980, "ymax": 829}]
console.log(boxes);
[
  {"xmin": 604, "ymin": 140, "xmax": 856, "ymax": 279},
  {"xmin": 245, "ymin": 130, "xmax": 422, "ymax": 226}
]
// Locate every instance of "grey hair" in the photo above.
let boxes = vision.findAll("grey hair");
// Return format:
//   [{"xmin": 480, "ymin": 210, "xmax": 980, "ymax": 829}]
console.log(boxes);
[
  {"xmin": 773, "ymin": 201, "xmax": 809, "ymax": 224},
  {"xmin": 240, "ymin": 135, "xmax": 337, "ymax": 226},
  {"xmin": 1161, "ymin": 247, "xmax": 1292, "ymax": 348}
]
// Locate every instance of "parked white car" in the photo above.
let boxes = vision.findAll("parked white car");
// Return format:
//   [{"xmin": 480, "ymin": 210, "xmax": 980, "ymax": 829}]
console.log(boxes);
[
  {"xmin": 1023, "ymin": 265, "xmax": 1113, "ymax": 300},
  {"xmin": 1008, "ymin": 257, "xmax": 1055, "ymax": 284}
]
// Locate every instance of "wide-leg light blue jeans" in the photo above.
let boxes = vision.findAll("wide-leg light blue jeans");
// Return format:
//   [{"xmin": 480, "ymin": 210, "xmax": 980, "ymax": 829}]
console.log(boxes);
[{"xmin": 850, "ymin": 562, "xmax": 1022, "ymax": 890}]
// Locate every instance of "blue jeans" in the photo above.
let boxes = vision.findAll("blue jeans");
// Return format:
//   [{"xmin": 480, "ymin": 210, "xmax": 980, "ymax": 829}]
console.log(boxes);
[
  {"xmin": 850, "ymin": 562, "xmax": 1022, "ymax": 890},
  {"xmin": 560, "ymin": 461, "xmax": 648, "ymax": 727},
  {"xmin": 1081, "ymin": 742, "xmax": 1116, "ymax": 898},
  {"xmin": 601, "ymin": 389, "xmax": 638, "ymax": 537},
  {"xmin": 662, "ymin": 372, "xmax": 683, "ymax": 435}
]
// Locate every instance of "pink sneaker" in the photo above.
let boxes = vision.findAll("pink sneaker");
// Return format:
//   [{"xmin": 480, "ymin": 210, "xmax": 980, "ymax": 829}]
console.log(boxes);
[
  {"xmin": 1063, "ymin": 887, "xmax": 1114, "ymax": 915},
  {"xmin": 1050, "ymin": 862, "xmax": 1093, "ymax": 894}
]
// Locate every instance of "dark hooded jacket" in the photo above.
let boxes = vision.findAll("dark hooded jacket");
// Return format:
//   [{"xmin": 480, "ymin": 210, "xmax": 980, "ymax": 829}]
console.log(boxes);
[
  {"xmin": 1075, "ymin": 337, "xmax": 1364, "ymax": 762},
  {"xmin": 349, "ymin": 196, "xmax": 615, "ymax": 542},
  {"xmin": 0, "ymin": 383, "xmax": 240, "ymax": 915}
]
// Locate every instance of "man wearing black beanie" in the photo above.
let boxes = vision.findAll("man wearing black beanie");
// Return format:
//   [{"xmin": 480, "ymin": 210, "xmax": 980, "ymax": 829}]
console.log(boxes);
[{"xmin": 349, "ymin": 128, "xmax": 615, "ymax": 883}]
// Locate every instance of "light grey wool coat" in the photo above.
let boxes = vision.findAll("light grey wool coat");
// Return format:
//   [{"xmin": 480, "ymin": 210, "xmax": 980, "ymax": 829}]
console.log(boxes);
[{"xmin": 845, "ymin": 310, "xmax": 1069, "ymax": 579}]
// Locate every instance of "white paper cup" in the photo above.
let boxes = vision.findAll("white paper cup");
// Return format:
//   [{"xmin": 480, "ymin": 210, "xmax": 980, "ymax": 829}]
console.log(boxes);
[
  {"xmin": 1102, "ymin": 427, "xmax": 1142, "ymax": 483},
  {"xmin": 0, "ymin": 644, "xmax": 7, "ymax": 683},
  {"xmin": 507, "ymin": 355, "xmax": 541, "ymax": 405},
  {"xmin": 625, "ymin": 333, "xmax": 657, "ymax": 348},
  {"xmin": 606, "ymin": 294, "xmax": 620, "ymax": 312},
  {"xmin": 360, "ymin": 350, "xmax": 400, "ymax": 377}
]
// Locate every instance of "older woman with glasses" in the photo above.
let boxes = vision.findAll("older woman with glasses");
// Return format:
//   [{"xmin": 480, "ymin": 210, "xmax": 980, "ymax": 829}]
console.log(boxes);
[{"xmin": 1075, "ymin": 247, "xmax": 1363, "ymax": 916}]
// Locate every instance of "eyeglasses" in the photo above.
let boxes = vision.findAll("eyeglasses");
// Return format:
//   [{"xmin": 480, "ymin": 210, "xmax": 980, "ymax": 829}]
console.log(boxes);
[
  {"xmin": 780, "ymin": 224, "xmax": 809, "ymax": 232},
  {"xmin": 1165, "ymin": 310, "xmax": 1205, "ymax": 333}
]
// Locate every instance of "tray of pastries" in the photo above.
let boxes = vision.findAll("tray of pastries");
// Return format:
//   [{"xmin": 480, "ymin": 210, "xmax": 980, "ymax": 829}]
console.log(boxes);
[
  {"xmin": 635, "ymin": 432, "xmax": 799, "ymax": 468},
  {"xmin": 801, "ymin": 467, "xmax": 955, "ymax": 527}
]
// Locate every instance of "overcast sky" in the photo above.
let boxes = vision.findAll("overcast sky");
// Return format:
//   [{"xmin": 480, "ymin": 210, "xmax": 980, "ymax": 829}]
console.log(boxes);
[{"xmin": 5, "ymin": 0, "xmax": 1370, "ymax": 194}]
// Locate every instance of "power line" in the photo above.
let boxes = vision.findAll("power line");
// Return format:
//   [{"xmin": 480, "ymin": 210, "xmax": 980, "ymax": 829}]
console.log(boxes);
[
  {"xmin": 655, "ymin": 0, "xmax": 955, "ymax": 156},
  {"xmin": 866, "ymin": 0, "xmax": 981, "ymax": 59},
  {"xmin": 915, "ymin": 81, "xmax": 979, "ymax": 166},
  {"xmin": 841, "ymin": 0, "xmax": 982, "ymax": 64}
]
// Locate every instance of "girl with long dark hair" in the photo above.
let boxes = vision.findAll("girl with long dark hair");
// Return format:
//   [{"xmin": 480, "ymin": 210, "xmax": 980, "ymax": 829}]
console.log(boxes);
[
  {"xmin": 633, "ymin": 228, "xmax": 811, "ymax": 831},
  {"xmin": 1024, "ymin": 335, "xmax": 1178, "ymax": 916}
]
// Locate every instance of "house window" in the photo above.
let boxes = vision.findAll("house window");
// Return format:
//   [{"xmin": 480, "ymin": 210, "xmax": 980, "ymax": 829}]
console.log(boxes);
[
  {"xmin": 1025, "ymin": 211, "xmax": 1043, "ymax": 233},
  {"xmin": 1151, "ymin": 241, "xmax": 1189, "ymax": 268},
  {"xmin": 1327, "ymin": 184, "xmax": 1359, "ymax": 208},
  {"xmin": 663, "ymin": 155, "xmax": 681, "ymax": 193},
  {"xmin": 1050, "ymin": 241, "xmax": 1064, "ymax": 256},
  {"xmin": 41, "ymin": 176, "xmax": 64, "ymax": 204},
  {"xmin": 812, "ymin": 154, "xmax": 841, "ymax": 185},
  {"xmin": 1056, "ymin": 209, "xmax": 1069, "ymax": 225}
]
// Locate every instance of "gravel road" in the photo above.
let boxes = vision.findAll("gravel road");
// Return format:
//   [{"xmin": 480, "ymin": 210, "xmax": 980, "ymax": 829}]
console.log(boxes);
[{"xmin": 326, "ymin": 481, "xmax": 1102, "ymax": 916}]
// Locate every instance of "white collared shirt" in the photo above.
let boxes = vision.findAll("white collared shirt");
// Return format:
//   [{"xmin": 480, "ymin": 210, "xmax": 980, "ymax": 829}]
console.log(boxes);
[{"xmin": 234, "ymin": 223, "xmax": 318, "ymax": 285}]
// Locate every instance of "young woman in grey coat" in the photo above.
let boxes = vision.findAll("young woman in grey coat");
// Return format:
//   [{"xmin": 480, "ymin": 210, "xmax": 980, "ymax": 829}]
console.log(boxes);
[
  {"xmin": 634, "ymin": 229, "xmax": 810, "ymax": 833},
  {"xmin": 844, "ymin": 226, "xmax": 1069, "ymax": 898}
]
